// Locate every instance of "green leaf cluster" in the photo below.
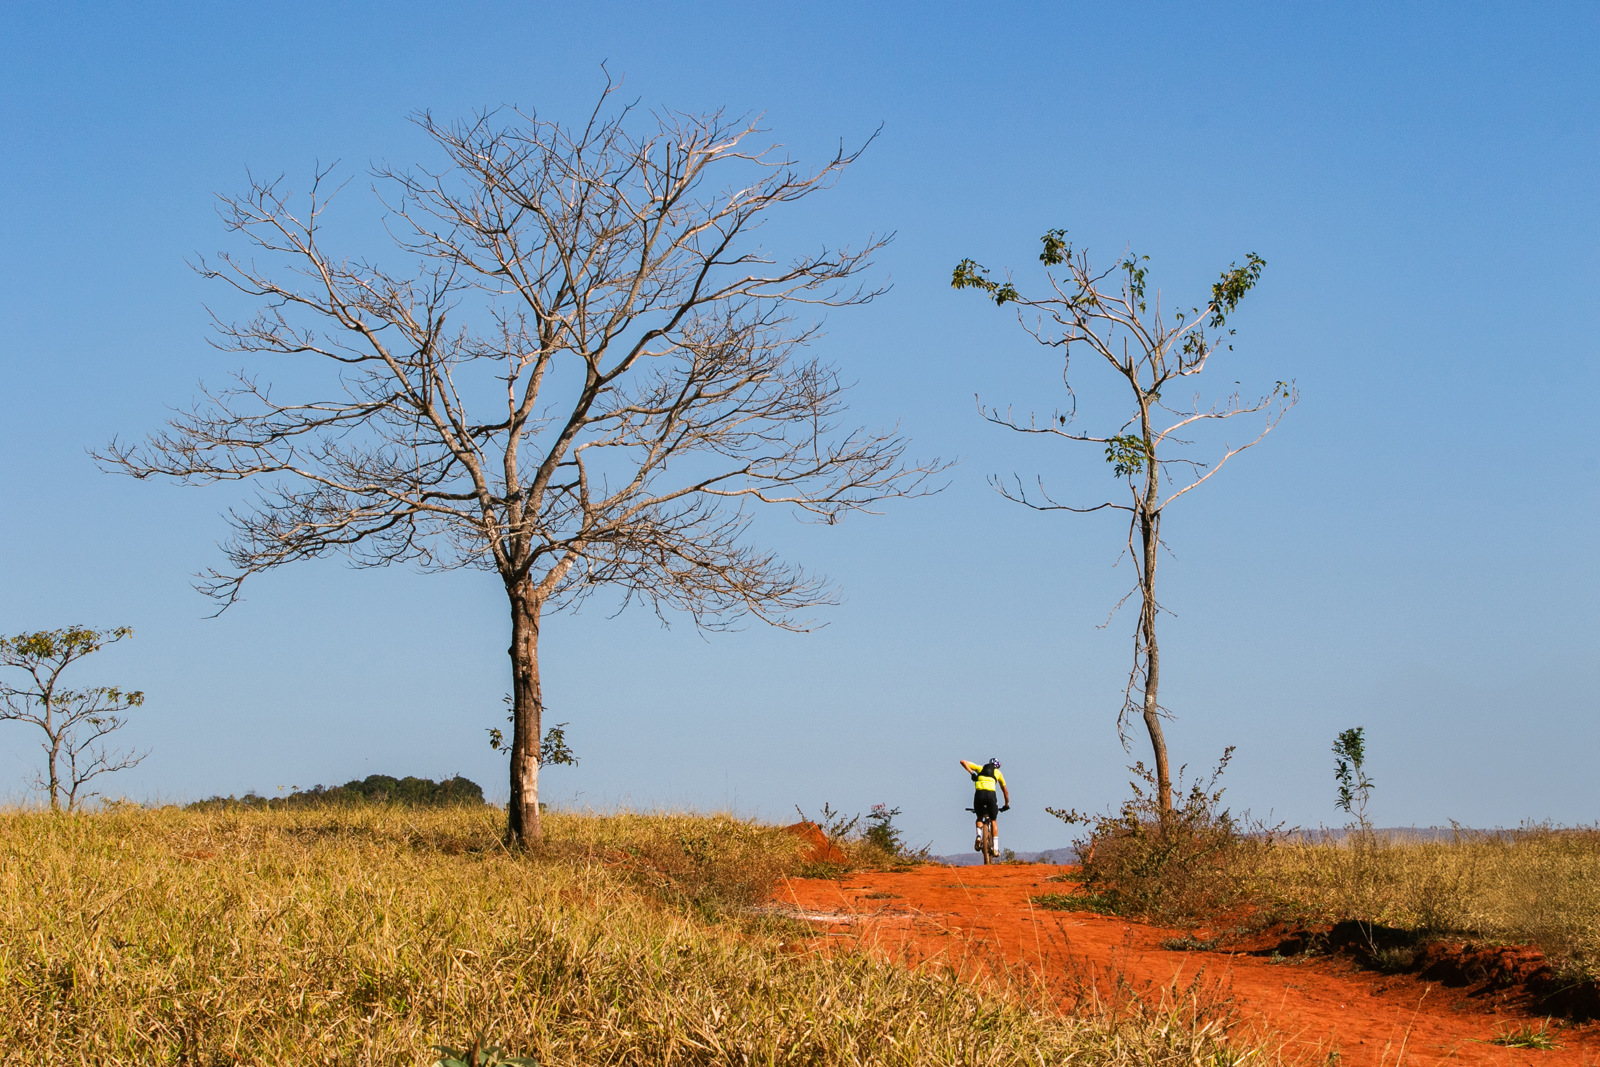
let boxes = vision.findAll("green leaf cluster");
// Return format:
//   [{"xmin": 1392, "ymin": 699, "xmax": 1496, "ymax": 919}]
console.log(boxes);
[
  {"xmin": 1332, "ymin": 726, "xmax": 1374, "ymax": 818},
  {"xmin": 950, "ymin": 259, "xmax": 1019, "ymax": 306},
  {"xmin": 433, "ymin": 1039, "xmax": 538, "ymax": 1066},
  {"xmin": 1103, "ymin": 434, "xmax": 1150, "ymax": 478}
]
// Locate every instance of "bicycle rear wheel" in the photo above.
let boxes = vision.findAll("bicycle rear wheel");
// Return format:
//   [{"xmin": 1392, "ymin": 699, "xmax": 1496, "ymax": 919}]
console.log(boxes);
[{"xmin": 980, "ymin": 819, "xmax": 995, "ymax": 864}]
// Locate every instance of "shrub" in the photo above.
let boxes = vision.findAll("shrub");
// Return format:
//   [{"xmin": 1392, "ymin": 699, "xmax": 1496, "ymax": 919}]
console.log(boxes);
[
  {"xmin": 864, "ymin": 803, "xmax": 906, "ymax": 855},
  {"xmin": 1049, "ymin": 748, "xmax": 1274, "ymax": 926}
]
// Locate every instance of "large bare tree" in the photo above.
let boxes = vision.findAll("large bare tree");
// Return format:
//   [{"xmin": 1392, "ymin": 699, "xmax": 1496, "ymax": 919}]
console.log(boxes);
[
  {"xmin": 104, "ymin": 88, "xmax": 939, "ymax": 845},
  {"xmin": 0, "ymin": 626, "xmax": 148, "ymax": 811},
  {"xmin": 954, "ymin": 231, "xmax": 1295, "ymax": 814}
]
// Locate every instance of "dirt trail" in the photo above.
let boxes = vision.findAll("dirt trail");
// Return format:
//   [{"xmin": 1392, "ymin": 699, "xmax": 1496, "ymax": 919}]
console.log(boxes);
[{"xmin": 775, "ymin": 864, "xmax": 1598, "ymax": 1067}]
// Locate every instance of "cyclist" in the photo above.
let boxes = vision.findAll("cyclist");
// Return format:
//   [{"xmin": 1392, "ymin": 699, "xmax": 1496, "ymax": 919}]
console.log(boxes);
[{"xmin": 959, "ymin": 757, "xmax": 1010, "ymax": 854}]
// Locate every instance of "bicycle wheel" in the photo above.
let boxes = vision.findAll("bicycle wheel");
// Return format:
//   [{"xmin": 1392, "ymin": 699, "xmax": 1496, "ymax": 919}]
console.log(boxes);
[{"xmin": 980, "ymin": 819, "xmax": 994, "ymax": 865}]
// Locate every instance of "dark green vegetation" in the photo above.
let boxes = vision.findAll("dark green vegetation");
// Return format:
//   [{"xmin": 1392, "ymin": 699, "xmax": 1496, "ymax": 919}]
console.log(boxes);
[{"xmin": 187, "ymin": 773, "xmax": 486, "ymax": 810}]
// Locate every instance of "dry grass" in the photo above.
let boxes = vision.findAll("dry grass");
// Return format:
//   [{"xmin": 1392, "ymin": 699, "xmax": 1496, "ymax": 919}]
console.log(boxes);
[
  {"xmin": 1246, "ymin": 827, "xmax": 1600, "ymax": 976},
  {"xmin": 0, "ymin": 805, "xmax": 1281, "ymax": 1066}
]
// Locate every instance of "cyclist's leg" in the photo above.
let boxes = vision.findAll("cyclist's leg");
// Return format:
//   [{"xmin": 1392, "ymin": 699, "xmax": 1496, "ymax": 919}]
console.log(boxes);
[{"xmin": 973, "ymin": 790, "xmax": 999, "ymax": 853}]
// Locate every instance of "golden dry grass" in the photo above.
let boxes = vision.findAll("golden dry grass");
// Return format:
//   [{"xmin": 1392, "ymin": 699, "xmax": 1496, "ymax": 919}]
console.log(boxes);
[
  {"xmin": 1247, "ymin": 828, "xmax": 1600, "ymax": 975},
  {"xmin": 0, "ymin": 805, "xmax": 1278, "ymax": 1066}
]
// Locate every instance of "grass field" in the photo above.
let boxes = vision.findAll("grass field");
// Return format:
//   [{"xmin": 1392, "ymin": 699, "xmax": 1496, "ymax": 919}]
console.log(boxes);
[
  {"xmin": 0, "ymin": 805, "xmax": 1277, "ymax": 1066},
  {"xmin": 1247, "ymin": 827, "xmax": 1600, "ymax": 979}
]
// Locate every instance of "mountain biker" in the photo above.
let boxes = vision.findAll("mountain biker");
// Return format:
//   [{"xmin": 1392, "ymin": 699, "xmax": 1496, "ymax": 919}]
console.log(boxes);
[{"xmin": 959, "ymin": 758, "xmax": 1011, "ymax": 853}]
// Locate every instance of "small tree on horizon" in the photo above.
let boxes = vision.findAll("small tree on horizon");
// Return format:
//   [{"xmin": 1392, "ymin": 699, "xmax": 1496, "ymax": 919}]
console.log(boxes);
[
  {"xmin": 0, "ymin": 626, "xmax": 148, "ymax": 811},
  {"xmin": 954, "ymin": 232, "xmax": 1295, "ymax": 815},
  {"xmin": 103, "ymin": 82, "xmax": 940, "ymax": 846},
  {"xmin": 1333, "ymin": 725, "xmax": 1375, "ymax": 837}
]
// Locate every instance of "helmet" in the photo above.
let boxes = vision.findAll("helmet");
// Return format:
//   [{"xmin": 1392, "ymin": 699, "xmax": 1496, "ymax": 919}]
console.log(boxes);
[{"xmin": 988, "ymin": 758, "xmax": 1002, "ymax": 768}]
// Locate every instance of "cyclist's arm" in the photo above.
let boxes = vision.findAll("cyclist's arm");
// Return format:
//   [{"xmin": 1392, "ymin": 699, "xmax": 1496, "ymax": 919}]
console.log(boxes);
[
  {"xmin": 959, "ymin": 760, "xmax": 979, "ymax": 774},
  {"xmin": 996, "ymin": 770, "xmax": 1011, "ymax": 807}
]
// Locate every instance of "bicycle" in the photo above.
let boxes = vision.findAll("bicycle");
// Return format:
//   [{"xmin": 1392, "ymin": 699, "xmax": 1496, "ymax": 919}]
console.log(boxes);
[{"xmin": 966, "ymin": 804, "xmax": 1011, "ymax": 864}]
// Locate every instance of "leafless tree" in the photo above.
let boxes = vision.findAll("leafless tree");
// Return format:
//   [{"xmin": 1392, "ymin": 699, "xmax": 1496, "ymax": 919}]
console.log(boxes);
[
  {"xmin": 954, "ymin": 231, "xmax": 1295, "ymax": 814},
  {"xmin": 102, "ymin": 85, "xmax": 941, "ymax": 845},
  {"xmin": 0, "ymin": 626, "xmax": 148, "ymax": 811}
]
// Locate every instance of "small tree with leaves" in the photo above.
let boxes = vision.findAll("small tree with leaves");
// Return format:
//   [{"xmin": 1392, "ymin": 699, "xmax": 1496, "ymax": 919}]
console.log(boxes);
[
  {"xmin": 954, "ymin": 231, "xmax": 1295, "ymax": 814},
  {"xmin": 1333, "ymin": 726, "xmax": 1375, "ymax": 838},
  {"xmin": 0, "ymin": 626, "xmax": 148, "ymax": 811}
]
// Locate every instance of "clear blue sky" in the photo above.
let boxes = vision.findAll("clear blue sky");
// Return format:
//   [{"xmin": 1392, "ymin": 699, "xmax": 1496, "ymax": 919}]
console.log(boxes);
[{"xmin": 1, "ymin": 2, "xmax": 1595, "ymax": 851}]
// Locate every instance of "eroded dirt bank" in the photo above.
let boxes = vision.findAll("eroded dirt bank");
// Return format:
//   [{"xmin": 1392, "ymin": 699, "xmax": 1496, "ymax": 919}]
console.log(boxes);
[{"xmin": 775, "ymin": 864, "xmax": 1598, "ymax": 1067}]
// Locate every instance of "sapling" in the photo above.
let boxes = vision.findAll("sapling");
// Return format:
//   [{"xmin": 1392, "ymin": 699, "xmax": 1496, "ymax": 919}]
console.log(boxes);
[
  {"xmin": 0, "ymin": 626, "xmax": 148, "ymax": 811},
  {"xmin": 1332, "ymin": 726, "xmax": 1375, "ymax": 838},
  {"xmin": 1332, "ymin": 725, "xmax": 1381, "ymax": 948}
]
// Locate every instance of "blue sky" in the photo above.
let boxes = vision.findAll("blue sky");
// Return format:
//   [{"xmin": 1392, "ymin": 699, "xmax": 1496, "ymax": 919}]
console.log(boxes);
[{"xmin": 1, "ymin": 2, "xmax": 1595, "ymax": 851}]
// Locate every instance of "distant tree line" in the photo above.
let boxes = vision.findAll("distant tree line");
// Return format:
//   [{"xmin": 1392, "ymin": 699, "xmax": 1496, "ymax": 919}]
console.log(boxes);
[{"xmin": 187, "ymin": 773, "xmax": 485, "ymax": 811}]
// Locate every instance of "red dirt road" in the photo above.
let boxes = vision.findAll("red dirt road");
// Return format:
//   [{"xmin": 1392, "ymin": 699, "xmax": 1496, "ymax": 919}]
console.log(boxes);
[{"xmin": 775, "ymin": 864, "xmax": 1598, "ymax": 1067}]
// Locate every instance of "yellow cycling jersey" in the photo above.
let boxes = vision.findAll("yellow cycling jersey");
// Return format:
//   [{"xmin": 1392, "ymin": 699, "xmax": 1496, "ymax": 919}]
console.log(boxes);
[{"xmin": 963, "ymin": 761, "xmax": 1007, "ymax": 792}]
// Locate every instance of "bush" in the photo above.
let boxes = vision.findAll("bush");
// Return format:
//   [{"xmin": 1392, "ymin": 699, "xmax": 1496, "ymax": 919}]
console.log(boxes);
[
  {"xmin": 863, "ymin": 803, "xmax": 906, "ymax": 855},
  {"xmin": 188, "ymin": 773, "xmax": 486, "ymax": 810},
  {"xmin": 1049, "ymin": 748, "xmax": 1273, "ymax": 926}
]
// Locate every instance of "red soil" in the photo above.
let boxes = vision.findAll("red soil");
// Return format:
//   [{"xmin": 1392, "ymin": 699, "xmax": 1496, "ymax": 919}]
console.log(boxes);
[
  {"xmin": 782, "ymin": 821, "xmax": 847, "ymax": 864},
  {"xmin": 775, "ymin": 863, "xmax": 1599, "ymax": 1066}
]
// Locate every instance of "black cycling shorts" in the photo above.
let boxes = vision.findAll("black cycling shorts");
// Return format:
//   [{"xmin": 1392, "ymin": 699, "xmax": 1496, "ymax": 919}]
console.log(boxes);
[{"xmin": 973, "ymin": 791, "xmax": 999, "ymax": 820}]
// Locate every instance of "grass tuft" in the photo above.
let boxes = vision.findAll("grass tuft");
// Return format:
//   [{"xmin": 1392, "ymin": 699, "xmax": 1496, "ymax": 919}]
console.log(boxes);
[
  {"xmin": 1032, "ymin": 890, "xmax": 1119, "ymax": 915},
  {"xmin": 1490, "ymin": 1020, "xmax": 1562, "ymax": 1050}
]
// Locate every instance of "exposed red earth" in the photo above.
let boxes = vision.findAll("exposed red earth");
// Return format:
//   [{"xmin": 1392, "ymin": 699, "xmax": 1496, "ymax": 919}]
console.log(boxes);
[
  {"xmin": 783, "ymin": 820, "xmax": 848, "ymax": 865},
  {"xmin": 774, "ymin": 863, "xmax": 1598, "ymax": 1067}
]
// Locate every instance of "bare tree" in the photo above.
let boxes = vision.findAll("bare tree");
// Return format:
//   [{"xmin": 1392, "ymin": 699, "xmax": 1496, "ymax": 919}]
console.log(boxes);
[
  {"xmin": 953, "ymin": 231, "xmax": 1295, "ymax": 814},
  {"xmin": 102, "ymin": 85, "xmax": 940, "ymax": 845},
  {"xmin": 0, "ymin": 626, "xmax": 148, "ymax": 811}
]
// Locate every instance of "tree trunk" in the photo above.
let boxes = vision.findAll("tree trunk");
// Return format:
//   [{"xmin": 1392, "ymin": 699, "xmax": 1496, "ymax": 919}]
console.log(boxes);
[
  {"xmin": 505, "ymin": 584, "xmax": 544, "ymax": 847},
  {"xmin": 1138, "ymin": 497, "xmax": 1172, "ymax": 817},
  {"xmin": 46, "ymin": 702, "xmax": 61, "ymax": 813}
]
